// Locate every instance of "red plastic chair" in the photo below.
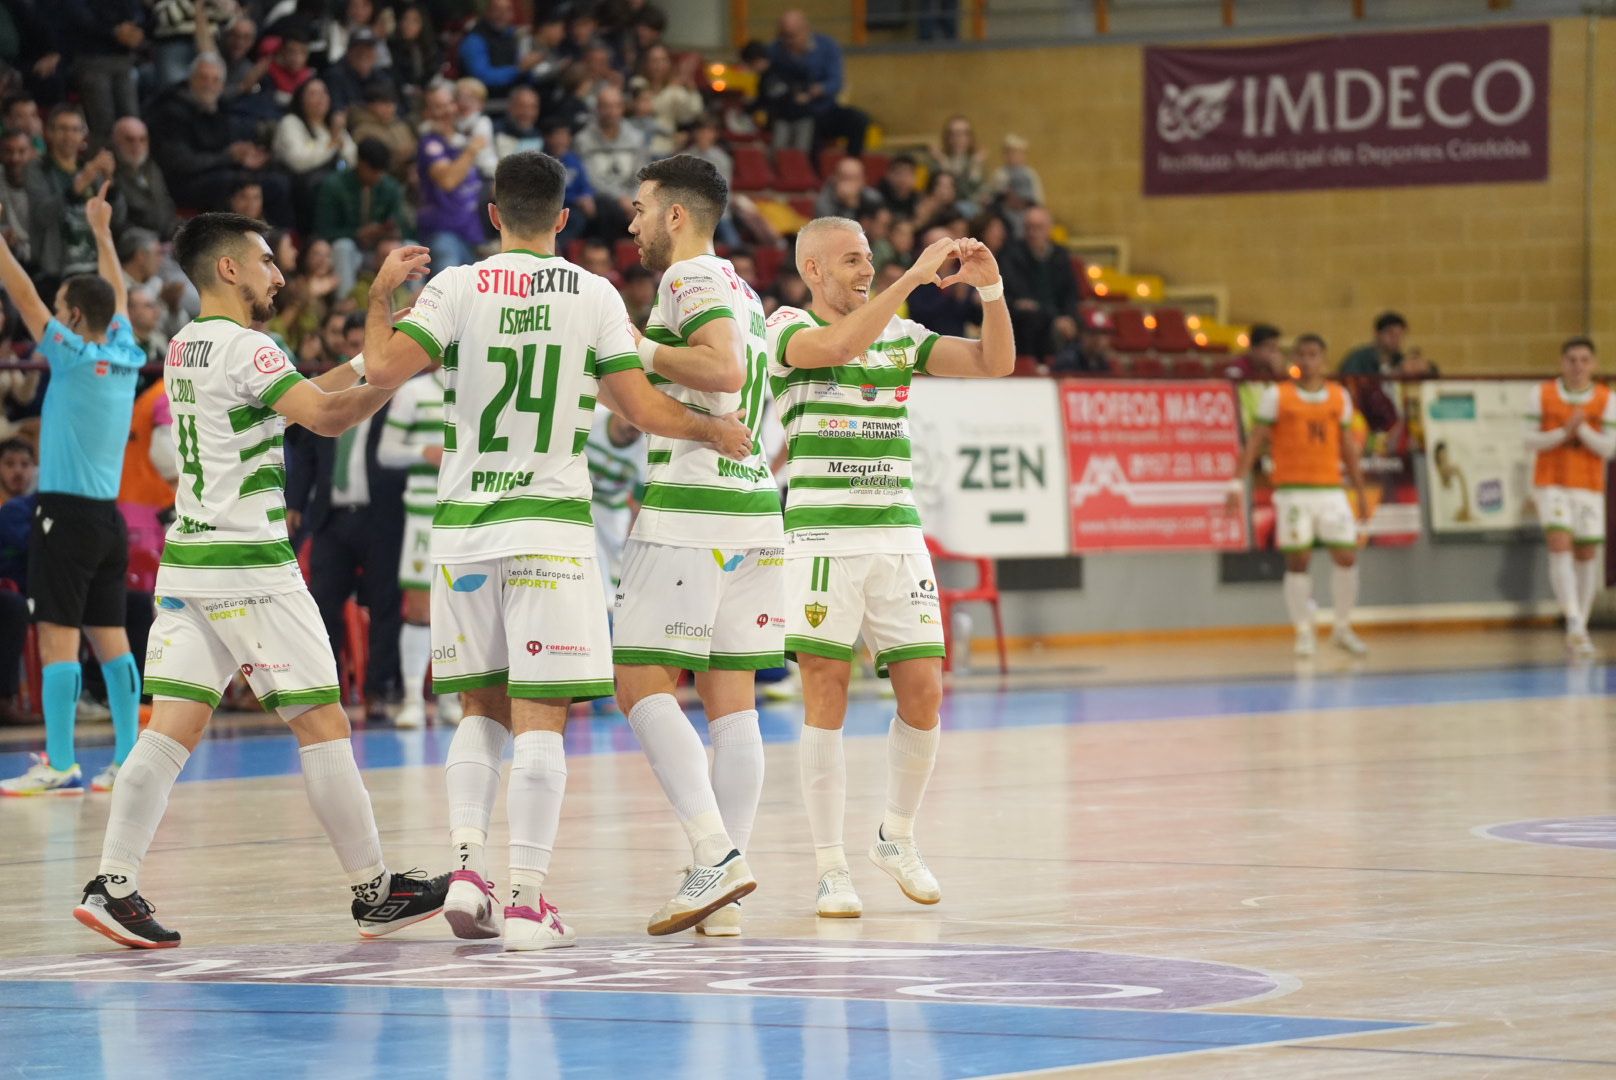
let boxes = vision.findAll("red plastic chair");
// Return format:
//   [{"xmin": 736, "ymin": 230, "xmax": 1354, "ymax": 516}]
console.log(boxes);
[
  {"xmin": 1109, "ymin": 307, "xmax": 1155, "ymax": 353},
  {"xmin": 817, "ymin": 146, "xmax": 847, "ymax": 179},
  {"xmin": 751, "ymin": 245, "xmax": 787, "ymax": 291},
  {"xmin": 860, "ymin": 152, "xmax": 891, "ymax": 187},
  {"xmin": 1152, "ymin": 308, "xmax": 1197, "ymax": 353},
  {"xmin": 614, "ymin": 238, "xmax": 642, "ymax": 276},
  {"xmin": 731, "ymin": 145, "xmax": 776, "ymax": 193},
  {"xmin": 924, "ymin": 536, "xmax": 1008, "ymax": 675},
  {"xmin": 787, "ymin": 195, "xmax": 817, "ymax": 221},
  {"xmin": 772, "ymin": 147, "xmax": 820, "ymax": 192},
  {"xmin": 1130, "ymin": 355, "xmax": 1167, "ymax": 378}
]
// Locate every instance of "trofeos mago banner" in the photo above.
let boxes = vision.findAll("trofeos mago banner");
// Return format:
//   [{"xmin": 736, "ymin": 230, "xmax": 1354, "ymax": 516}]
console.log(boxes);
[{"xmin": 1144, "ymin": 24, "xmax": 1549, "ymax": 196}]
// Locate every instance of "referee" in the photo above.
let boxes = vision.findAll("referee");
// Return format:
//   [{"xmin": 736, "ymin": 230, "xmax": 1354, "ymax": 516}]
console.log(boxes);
[{"xmin": 0, "ymin": 183, "xmax": 145, "ymax": 796}]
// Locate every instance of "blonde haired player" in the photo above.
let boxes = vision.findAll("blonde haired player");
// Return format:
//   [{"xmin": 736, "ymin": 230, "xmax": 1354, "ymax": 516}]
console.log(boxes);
[
  {"xmin": 362, "ymin": 151, "xmax": 753, "ymax": 951},
  {"xmin": 1525, "ymin": 336, "xmax": 1615, "ymax": 658},
  {"xmin": 1227, "ymin": 333, "xmax": 1370, "ymax": 658},
  {"xmin": 768, "ymin": 217, "xmax": 1014, "ymax": 918}
]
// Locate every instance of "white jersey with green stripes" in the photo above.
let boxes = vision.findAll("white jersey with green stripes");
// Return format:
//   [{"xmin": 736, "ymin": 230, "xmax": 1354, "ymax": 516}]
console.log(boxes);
[
  {"xmin": 156, "ymin": 315, "xmax": 308, "ymax": 596},
  {"xmin": 766, "ymin": 306, "xmax": 941, "ymax": 556},
  {"xmin": 394, "ymin": 250, "xmax": 642, "ymax": 562},
  {"xmin": 634, "ymin": 254, "xmax": 781, "ymax": 547},
  {"xmin": 383, "ymin": 370, "xmax": 447, "ymax": 514}
]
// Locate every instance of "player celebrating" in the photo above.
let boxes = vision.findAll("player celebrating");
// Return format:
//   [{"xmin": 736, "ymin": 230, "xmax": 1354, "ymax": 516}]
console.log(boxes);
[
  {"xmin": 615, "ymin": 155, "xmax": 778, "ymax": 937},
  {"xmin": 73, "ymin": 212, "xmax": 448, "ymax": 949},
  {"xmin": 362, "ymin": 151, "xmax": 753, "ymax": 951},
  {"xmin": 1525, "ymin": 337, "xmax": 1616, "ymax": 658},
  {"xmin": 766, "ymin": 218, "xmax": 1014, "ymax": 918},
  {"xmin": 1227, "ymin": 333, "xmax": 1370, "ymax": 658},
  {"xmin": 376, "ymin": 369, "xmax": 460, "ymax": 729}
]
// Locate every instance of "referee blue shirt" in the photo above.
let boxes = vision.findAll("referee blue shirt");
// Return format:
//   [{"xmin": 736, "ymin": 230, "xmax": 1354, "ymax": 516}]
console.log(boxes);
[{"xmin": 37, "ymin": 315, "xmax": 144, "ymax": 501}]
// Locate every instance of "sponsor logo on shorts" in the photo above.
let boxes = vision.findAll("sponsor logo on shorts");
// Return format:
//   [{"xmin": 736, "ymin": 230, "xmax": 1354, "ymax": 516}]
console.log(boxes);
[
  {"xmin": 664, "ymin": 621, "xmax": 713, "ymax": 641},
  {"xmin": 145, "ymin": 645, "xmax": 164, "ymax": 664},
  {"xmin": 790, "ymin": 530, "xmax": 831, "ymax": 544},
  {"xmin": 530, "ymin": 640, "xmax": 591, "ymax": 656},
  {"xmin": 896, "ymin": 385, "xmax": 910, "ymax": 403},
  {"xmin": 919, "ymin": 613, "xmax": 938, "ymax": 624},
  {"xmin": 432, "ymin": 644, "xmax": 458, "ymax": 663},
  {"xmin": 755, "ymin": 613, "xmax": 769, "ymax": 628},
  {"xmin": 156, "ymin": 596, "xmax": 186, "ymax": 610},
  {"xmin": 918, "ymin": 579, "xmax": 936, "ymax": 592},
  {"xmin": 440, "ymin": 567, "xmax": 488, "ymax": 593},
  {"xmin": 526, "ymin": 640, "xmax": 544, "ymax": 655},
  {"xmin": 241, "ymin": 661, "xmax": 292, "ymax": 676},
  {"xmin": 804, "ymin": 602, "xmax": 827, "ymax": 628},
  {"xmin": 712, "ymin": 550, "xmax": 745, "ymax": 572},
  {"xmin": 758, "ymin": 557, "xmax": 784, "ymax": 567},
  {"xmin": 205, "ymin": 601, "xmax": 249, "ymax": 622}
]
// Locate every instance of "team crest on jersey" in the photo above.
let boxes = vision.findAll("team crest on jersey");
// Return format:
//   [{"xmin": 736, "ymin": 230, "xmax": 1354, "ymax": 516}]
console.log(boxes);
[
  {"xmin": 860, "ymin": 384, "xmax": 878, "ymax": 401},
  {"xmin": 896, "ymin": 386, "xmax": 910, "ymax": 403},
  {"xmin": 94, "ymin": 360, "xmax": 109, "ymax": 376},
  {"xmin": 804, "ymin": 602, "xmax": 827, "ymax": 628}
]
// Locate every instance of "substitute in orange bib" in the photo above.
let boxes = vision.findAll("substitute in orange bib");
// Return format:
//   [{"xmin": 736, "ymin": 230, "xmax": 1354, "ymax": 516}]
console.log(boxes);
[
  {"xmin": 1525, "ymin": 337, "xmax": 1616, "ymax": 659},
  {"xmin": 1227, "ymin": 334, "xmax": 1370, "ymax": 658}
]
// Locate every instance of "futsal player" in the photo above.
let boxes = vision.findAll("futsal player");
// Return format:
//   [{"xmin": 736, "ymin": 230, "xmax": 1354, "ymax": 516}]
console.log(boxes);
[
  {"xmin": 1226, "ymin": 334, "xmax": 1370, "ymax": 658},
  {"xmin": 361, "ymin": 151, "xmax": 753, "ymax": 951},
  {"xmin": 1525, "ymin": 337, "xmax": 1615, "ymax": 658},
  {"xmin": 765, "ymin": 218, "xmax": 1014, "ymax": 918},
  {"xmin": 614, "ymin": 155, "xmax": 776, "ymax": 937}
]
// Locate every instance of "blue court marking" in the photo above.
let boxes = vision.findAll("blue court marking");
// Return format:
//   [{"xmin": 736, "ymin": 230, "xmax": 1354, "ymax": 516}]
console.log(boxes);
[
  {"xmin": 5, "ymin": 663, "xmax": 1611, "ymax": 784},
  {"xmin": 0, "ymin": 980, "xmax": 1418, "ymax": 1078}
]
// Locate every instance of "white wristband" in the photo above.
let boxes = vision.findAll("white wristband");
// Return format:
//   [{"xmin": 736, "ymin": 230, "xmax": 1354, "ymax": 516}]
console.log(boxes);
[
  {"xmin": 976, "ymin": 279, "xmax": 1004, "ymax": 303},
  {"xmin": 1226, "ymin": 478, "xmax": 1245, "ymax": 494},
  {"xmin": 348, "ymin": 353, "xmax": 366, "ymax": 377},
  {"xmin": 637, "ymin": 336, "xmax": 658, "ymax": 373}
]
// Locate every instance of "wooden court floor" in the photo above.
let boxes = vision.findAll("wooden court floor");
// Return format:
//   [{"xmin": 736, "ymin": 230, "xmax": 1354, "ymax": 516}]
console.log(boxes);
[{"xmin": 1, "ymin": 628, "xmax": 1612, "ymax": 1078}]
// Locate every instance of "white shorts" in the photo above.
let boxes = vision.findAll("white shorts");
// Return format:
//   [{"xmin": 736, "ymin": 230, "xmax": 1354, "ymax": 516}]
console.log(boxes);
[
  {"xmin": 1273, "ymin": 488, "xmax": 1358, "ymax": 551},
  {"xmin": 785, "ymin": 552, "xmax": 945, "ymax": 673},
  {"xmin": 613, "ymin": 541, "xmax": 785, "ymax": 671},
  {"xmin": 145, "ymin": 589, "xmax": 340, "ymax": 720},
  {"xmin": 399, "ymin": 510, "xmax": 433, "ymax": 590},
  {"xmin": 1535, "ymin": 486, "xmax": 1606, "ymax": 543},
  {"xmin": 430, "ymin": 554, "xmax": 613, "ymax": 700}
]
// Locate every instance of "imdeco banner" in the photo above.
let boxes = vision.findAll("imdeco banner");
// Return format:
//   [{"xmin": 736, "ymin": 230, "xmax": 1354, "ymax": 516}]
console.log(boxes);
[{"xmin": 1144, "ymin": 24, "xmax": 1549, "ymax": 196}]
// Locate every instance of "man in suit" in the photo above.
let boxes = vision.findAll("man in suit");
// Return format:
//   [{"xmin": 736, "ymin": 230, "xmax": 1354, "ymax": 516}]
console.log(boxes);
[{"xmin": 286, "ymin": 315, "xmax": 406, "ymax": 721}]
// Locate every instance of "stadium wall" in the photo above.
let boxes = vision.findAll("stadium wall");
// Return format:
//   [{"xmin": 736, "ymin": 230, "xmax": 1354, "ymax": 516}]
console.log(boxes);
[{"xmin": 837, "ymin": 17, "xmax": 1616, "ymax": 374}]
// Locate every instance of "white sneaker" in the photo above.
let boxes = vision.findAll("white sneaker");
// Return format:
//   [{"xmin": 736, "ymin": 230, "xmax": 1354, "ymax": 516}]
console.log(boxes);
[
  {"xmin": 443, "ymin": 870, "xmax": 501, "ymax": 939},
  {"xmin": 649, "ymin": 852, "xmax": 756, "ymax": 936},
  {"xmin": 0, "ymin": 754, "xmax": 84, "ymax": 797},
  {"xmin": 1294, "ymin": 624, "xmax": 1317, "ymax": 658},
  {"xmin": 77, "ymin": 695, "xmax": 112, "ymax": 722},
  {"xmin": 1331, "ymin": 626, "xmax": 1369, "ymax": 657},
  {"xmin": 1568, "ymin": 631, "xmax": 1598, "ymax": 659},
  {"xmin": 394, "ymin": 700, "xmax": 425, "ymax": 730},
  {"xmin": 502, "ymin": 896, "xmax": 575, "ymax": 951},
  {"xmin": 436, "ymin": 693, "xmax": 463, "ymax": 725},
  {"xmin": 869, "ymin": 832, "xmax": 941, "ymax": 905},
  {"xmin": 90, "ymin": 762, "xmax": 119, "ymax": 793},
  {"xmin": 698, "ymin": 901, "xmax": 743, "ymax": 937},
  {"xmin": 815, "ymin": 867, "xmax": 862, "ymax": 918}
]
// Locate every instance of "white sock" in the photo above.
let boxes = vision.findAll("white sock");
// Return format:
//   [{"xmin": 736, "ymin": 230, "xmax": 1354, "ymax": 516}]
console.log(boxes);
[
  {"xmin": 799, "ymin": 725, "xmax": 847, "ymax": 875},
  {"xmin": 400, "ymin": 623, "xmax": 431, "ymax": 704},
  {"xmin": 508, "ymin": 730, "xmax": 566, "ymax": 908},
  {"xmin": 1576, "ymin": 555, "xmax": 1601, "ymax": 623},
  {"xmin": 98, "ymin": 730, "xmax": 189, "ymax": 898},
  {"xmin": 709, "ymin": 709, "xmax": 764, "ymax": 854},
  {"xmin": 446, "ymin": 714, "xmax": 511, "ymax": 879},
  {"xmin": 298, "ymin": 738, "xmax": 389, "ymax": 902},
  {"xmin": 1550, "ymin": 550, "xmax": 1585, "ymax": 634},
  {"xmin": 1330, "ymin": 564, "xmax": 1359, "ymax": 631},
  {"xmin": 883, "ymin": 715, "xmax": 938, "ymax": 840},
  {"xmin": 626, "ymin": 693, "xmax": 732, "ymax": 866},
  {"xmin": 1282, "ymin": 571, "xmax": 1313, "ymax": 630}
]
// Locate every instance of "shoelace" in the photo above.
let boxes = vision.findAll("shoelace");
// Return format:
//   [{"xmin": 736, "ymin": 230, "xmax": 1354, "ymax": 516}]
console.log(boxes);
[
  {"xmin": 821, "ymin": 868, "xmax": 855, "ymax": 893},
  {"xmin": 536, "ymin": 896, "xmax": 563, "ymax": 926},
  {"xmin": 893, "ymin": 846, "xmax": 931, "ymax": 881}
]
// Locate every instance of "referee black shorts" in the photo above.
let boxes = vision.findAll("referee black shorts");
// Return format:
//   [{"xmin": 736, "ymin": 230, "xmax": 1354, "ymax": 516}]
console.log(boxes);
[{"xmin": 27, "ymin": 493, "xmax": 128, "ymax": 628}]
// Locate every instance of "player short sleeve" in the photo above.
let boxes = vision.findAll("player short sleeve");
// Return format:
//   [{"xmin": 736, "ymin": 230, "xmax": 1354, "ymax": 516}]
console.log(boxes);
[
  {"xmin": 104, "ymin": 315, "xmax": 145, "ymax": 368},
  {"xmin": 396, "ymin": 265, "xmax": 468, "ymax": 363},
  {"xmin": 1527, "ymin": 382, "xmax": 1544, "ymax": 422},
  {"xmin": 897, "ymin": 316, "xmax": 943, "ymax": 375},
  {"xmin": 765, "ymin": 306, "xmax": 816, "ymax": 377},
  {"xmin": 1338, "ymin": 387, "xmax": 1354, "ymax": 427},
  {"xmin": 593, "ymin": 281, "xmax": 642, "ymax": 377},
  {"xmin": 1255, "ymin": 385, "xmax": 1280, "ymax": 424},
  {"xmin": 229, "ymin": 331, "xmax": 305, "ymax": 406},
  {"xmin": 664, "ymin": 260, "xmax": 734, "ymax": 339},
  {"xmin": 37, "ymin": 319, "xmax": 87, "ymax": 370},
  {"xmin": 1600, "ymin": 390, "xmax": 1616, "ymax": 426}
]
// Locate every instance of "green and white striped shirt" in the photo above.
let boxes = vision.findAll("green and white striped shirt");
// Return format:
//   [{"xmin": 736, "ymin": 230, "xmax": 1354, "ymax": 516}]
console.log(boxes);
[
  {"xmin": 766, "ymin": 306, "xmax": 940, "ymax": 556},
  {"xmin": 634, "ymin": 254, "xmax": 782, "ymax": 548},
  {"xmin": 157, "ymin": 316, "xmax": 306, "ymax": 596},
  {"xmin": 376, "ymin": 371, "xmax": 447, "ymax": 515}
]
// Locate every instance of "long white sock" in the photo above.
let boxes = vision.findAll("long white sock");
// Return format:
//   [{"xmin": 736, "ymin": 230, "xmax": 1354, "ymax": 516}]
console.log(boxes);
[
  {"xmin": 1576, "ymin": 556, "xmax": 1602, "ymax": 624},
  {"xmin": 1550, "ymin": 550, "xmax": 1585, "ymax": 634},
  {"xmin": 446, "ymin": 714, "xmax": 511, "ymax": 880},
  {"xmin": 709, "ymin": 709, "xmax": 764, "ymax": 854},
  {"xmin": 627, "ymin": 693, "xmax": 733, "ymax": 866},
  {"xmin": 400, "ymin": 623, "xmax": 431, "ymax": 704},
  {"xmin": 1330, "ymin": 564, "xmax": 1359, "ymax": 631},
  {"xmin": 882, "ymin": 715, "xmax": 939, "ymax": 840},
  {"xmin": 299, "ymin": 738, "xmax": 389, "ymax": 903},
  {"xmin": 508, "ymin": 730, "xmax": 566, "ymax": 908},
  {"xmin": 98, "ymin": 730, "xmax": 189, "ymax": 898},
  {"xmin": 1282, "ymin": 571, "xmax": 1313, "ymax": 630},
  {"xmin": 799, "ymin": 725, "xmax": 847, "ymax": 875}
]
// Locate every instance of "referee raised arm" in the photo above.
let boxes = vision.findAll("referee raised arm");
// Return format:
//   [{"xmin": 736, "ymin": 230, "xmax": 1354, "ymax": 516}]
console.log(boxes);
[{"xmin": 0, "ymin": 182, "xmax": 147, "ymax": 796}]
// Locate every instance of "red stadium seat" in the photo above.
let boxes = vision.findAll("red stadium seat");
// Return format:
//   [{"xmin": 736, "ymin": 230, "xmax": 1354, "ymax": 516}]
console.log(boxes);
[
  {"xmin": 1130, "ymin": 355, "xmax": 1168, "ymax": 377},
  {"xmin": 731, "ymin": 145, "xmax": 775, "ymax": 193},
  {"xmin": 817, "ymin": 147, "xmax": 847, "ymax": 180},
  {"xmin": 752, "ymin": 245, "xmax": 786, "ymax": 290},
  {"xmin": 1109, "ymin": 308, "xmax": 1155, "ymax": 353},
  {"xmin": 1073, "ymin": 256, "xmax": 1096, "ymax": 300},
  {"xmin": 1152, "ymin": 308, "xmax": 1196, "ymax": 353},
  {"xmin": 614, "ymin": 239, "xmax": 641, "ymax": 275},
  {"xmin": 1169, "ymin": 355, "xmax": 1208, "ymax": 378},
  {"xmin": 788, "ymin": 196, "xmax": 817, "ymax": 220},
  {"xmin": 925, "ymin": 536, "xmax": 1008, "ymax": 675},
  {"xmin": 772, "ymin": 148, "xmax": 819, "ymax": 192},
  {"xmin": 861, "ymin": 152, "xmax": 891, "ymax": 187}
]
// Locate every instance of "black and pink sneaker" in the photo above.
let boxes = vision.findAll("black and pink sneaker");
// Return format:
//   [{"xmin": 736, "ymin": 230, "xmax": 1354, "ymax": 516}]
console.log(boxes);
[{"xmin": 74, "ymin": 877, "xmax": 181, "ymax": 949}]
